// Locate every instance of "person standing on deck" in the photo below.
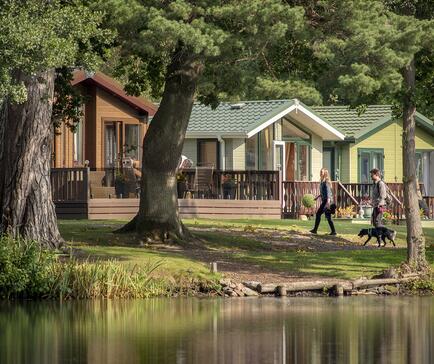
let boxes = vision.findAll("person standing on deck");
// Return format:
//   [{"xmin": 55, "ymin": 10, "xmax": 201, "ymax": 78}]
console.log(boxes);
[
  {"xmin": 370, "ymin": 168, "xmax": 387, "ymax": 227},
  {"xmin": 310, "ymin": 168, "xmax": 336, "ymax": 236}
]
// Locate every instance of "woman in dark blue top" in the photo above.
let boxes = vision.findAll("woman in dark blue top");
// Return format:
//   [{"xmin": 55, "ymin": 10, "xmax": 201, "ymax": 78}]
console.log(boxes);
[{"xmin": 310, "ymin": 168, "xmax": 336, "ymax": 235}]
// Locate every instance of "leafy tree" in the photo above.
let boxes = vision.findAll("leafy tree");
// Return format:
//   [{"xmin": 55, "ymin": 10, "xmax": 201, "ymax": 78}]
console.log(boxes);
[
  {"xmin": 287, "ymin": 0, "xmax": 433, "ymax": 270},
  {"xmin": 96, "ymin": 0, "xmax": 306, "ymax": 240},
  {"xmin": 0, "ymin": 0, "xmax": 108, "ymax": 247}
]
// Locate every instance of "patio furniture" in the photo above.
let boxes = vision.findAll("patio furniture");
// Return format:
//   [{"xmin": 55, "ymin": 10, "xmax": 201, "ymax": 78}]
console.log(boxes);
[{"xmin": 192, "ymin": 166, "xmax": 214, "ymax": 198}]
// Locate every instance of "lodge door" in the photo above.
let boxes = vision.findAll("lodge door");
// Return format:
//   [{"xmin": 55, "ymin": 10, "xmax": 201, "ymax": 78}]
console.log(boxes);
[
  {"xmin": 104, "ymin": 121, "xmax": 141, "ymax": 169},
  {"xmin": 104, "ymin": 122, "xmax": 118, "ymax": 168}
]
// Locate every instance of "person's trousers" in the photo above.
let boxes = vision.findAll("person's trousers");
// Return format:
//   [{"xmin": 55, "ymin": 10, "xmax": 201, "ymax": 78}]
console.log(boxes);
[
  {"xmin": 372, "ymin": 206, "xmax": 384, "ymax": 227},
  {"xmin": 312, "ymin": 201, "xmax": 336, "ymax": 233}
]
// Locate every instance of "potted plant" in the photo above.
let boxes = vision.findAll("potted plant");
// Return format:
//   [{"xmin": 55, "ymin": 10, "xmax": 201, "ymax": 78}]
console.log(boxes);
[
  {"xmin": 114, "ymin": 171, "xmax": 126, "ymax": 198},
  {"xmin": 382, "ymin": 210, "xmax": 393, "ymax": 225},
  {"xmin": 177, "ymin": 172, "xmax": 187, "ymax": 198},
  {"xmin": 301, "ymin": 194, "xmax": 316, "ymax": 219},
  {"xmin": 360, "ymin": 194, "xmax": 373, "ymax": 219}
]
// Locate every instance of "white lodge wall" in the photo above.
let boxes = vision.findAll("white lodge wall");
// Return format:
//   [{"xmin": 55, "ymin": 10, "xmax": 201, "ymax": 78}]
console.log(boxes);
[
  {"xmin": 311, "ymin": 133, "xmax": 323, "ymax": 181},
  {"xmin": 224, "ymin": 139, "xmax": 233, "ymax": 170},
  {"xmin": 232, "ymin": 138, "xmax": 246, "ymax": 170}
]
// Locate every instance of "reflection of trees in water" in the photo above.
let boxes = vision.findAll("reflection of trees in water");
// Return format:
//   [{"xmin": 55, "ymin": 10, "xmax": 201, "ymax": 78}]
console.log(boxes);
[{"xmin": 0, "ymin": 297, "xmax": 433, "ymax": 364}]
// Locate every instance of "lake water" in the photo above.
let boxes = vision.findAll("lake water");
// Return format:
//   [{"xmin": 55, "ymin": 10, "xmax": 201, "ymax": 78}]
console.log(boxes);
[{"xmin": 0, "ymin": 297, "xmax": 433, "ymax": 364}]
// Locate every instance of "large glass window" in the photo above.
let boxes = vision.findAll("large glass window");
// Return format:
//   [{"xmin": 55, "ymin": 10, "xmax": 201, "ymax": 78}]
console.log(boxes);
[
  {"xmin": 124, "ymin": 124, "xmax": 140, "ymax": 160},
  {"xmin": 285, "ymin": 142, "xmax": 310, "ymax": 181},
  {"xmin": 358, "ymin": 148, "xmax": 384, "ymax": 183},
  {"xmin": 245, "ymin": 135, "xmax": 258, "ymax": 170},
  {"xmin": 258, "ymin": 125, "xmax": 273, "ymax": 170}
]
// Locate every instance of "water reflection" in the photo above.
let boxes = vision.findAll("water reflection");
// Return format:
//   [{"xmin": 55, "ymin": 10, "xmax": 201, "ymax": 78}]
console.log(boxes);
[{"xmin": 0, "ymin": 297, "xmax": 433, "ymax": 364}]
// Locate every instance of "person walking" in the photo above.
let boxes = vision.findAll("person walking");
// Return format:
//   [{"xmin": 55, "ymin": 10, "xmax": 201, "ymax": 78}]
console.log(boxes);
[
  {"xmin": 310, "ymin": 168, "xmax": 336, "ymax": 235},
  {"xmin": 370, "ymin": 168, "xmax": 387, "ymax": 227}
]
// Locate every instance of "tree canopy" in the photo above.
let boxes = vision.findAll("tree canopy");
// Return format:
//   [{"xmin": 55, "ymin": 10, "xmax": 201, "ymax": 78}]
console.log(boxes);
[{"xmin": 0, "ymin": 0, "xmax": 109, "ymax": 103}]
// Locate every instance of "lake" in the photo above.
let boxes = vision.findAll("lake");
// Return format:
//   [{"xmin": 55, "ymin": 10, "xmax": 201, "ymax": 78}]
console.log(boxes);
[{"xmin": 0, "ymin": 297, "xmax": 433, "ymax": 364}]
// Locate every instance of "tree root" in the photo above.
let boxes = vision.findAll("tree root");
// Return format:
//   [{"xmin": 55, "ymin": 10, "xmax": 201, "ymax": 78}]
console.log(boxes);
[{"xmin": 114, "ymin": 215, "xmax": 196, "ymax": 246}]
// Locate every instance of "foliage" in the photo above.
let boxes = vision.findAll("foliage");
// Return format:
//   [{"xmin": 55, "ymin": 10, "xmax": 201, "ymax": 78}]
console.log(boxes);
[
  {"xmin": 176, "ymin": 172, "xmax": 187, "ymax": 182},
  {"xmin": 0, "ymin": 236, "xmax": 56, "ymax": 298},
  {"xmin": 361, "ymin": 194, "xmax": 372, "ymax": 207},
  {"xmin": 0, "ymin": 0, "xmax": 111, "ymax": 103},
  {"xmin": 93, "ymin": 0, "xmax": 306, "ymax": 105},
  {"xmin": 301, "ymin": 194, "xmax": 316, "ymax": 208},
  {"xmin": 336, "ymin": 206, "xmax": 354, "ymax": 218},
  {"xmin": 405, "ymin": 277, "xmax": 434, "ymax": 293},
  {"xmin": 0, "ymin": 235, "xmax": 218, "ymax": 299},
  {"xmin": 382, "ymin": 210, "xmax": 394, "ymax": 224}
]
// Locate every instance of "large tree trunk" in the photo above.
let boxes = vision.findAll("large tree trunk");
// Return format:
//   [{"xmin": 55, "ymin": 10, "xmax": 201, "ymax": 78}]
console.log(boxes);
[
  {"xmin": 402, "ymin": 58, "xmax": 426, "ymax": 270},
  {"xmin": 119, "ymin": 52, "xmax": 203, "ymax": 241},
  {"xmin": 0, "ymin": 70, "xmax": 62, "ymax": 248}
]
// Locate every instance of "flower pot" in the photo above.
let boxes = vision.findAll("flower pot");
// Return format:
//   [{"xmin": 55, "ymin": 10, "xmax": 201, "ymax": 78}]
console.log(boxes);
[{"xmin": 362, "ymin": 206, "xmax": 373, "ymax": 218}]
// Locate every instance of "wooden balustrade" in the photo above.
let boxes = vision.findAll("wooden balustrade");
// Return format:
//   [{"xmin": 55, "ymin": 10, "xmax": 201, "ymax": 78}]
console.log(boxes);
[
  {"xmin": 281, "ymin": 181, "xmax": 419, "ymax": 222},
  {"xmin": 180, "ymin": 169, "xmax": 280, "ymax": 200},
  {"xmin": 50, "ymin": 168, "xmax": 434, "ymax": 221},
  {"xmin": 51, "ymin": 168, "xmax": 89, "ymax": 202}
]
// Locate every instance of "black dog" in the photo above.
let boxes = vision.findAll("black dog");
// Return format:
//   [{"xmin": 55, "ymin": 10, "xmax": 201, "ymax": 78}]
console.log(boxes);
[{"xmin": 358, "ymin": 227, "xmax": 397, "ymax": 247}]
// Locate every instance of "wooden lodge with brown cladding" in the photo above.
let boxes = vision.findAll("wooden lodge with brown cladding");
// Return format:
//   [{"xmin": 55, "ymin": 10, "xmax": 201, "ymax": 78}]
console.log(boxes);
[{"xmin": 52, "ymin": 70, "xmax": 157, "ymax": 170}]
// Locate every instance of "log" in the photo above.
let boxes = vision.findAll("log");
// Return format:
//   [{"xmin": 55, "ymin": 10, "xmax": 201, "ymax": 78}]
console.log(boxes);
[
  {"xmin": 256, "ymin": 283, "xmax": 277, "ymax": 294},
  {"xmin": 284, "ymin": 281, "xmax": 351, "ymax": 292},
  {"xmin": 351, "ymin": 277, "xmax": 415, "ymax": 289}
]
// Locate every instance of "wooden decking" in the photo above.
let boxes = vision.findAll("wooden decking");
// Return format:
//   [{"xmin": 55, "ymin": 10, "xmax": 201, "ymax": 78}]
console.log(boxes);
[{"xmin": 86, "ymin": 198, "xmax": 281, "ymax": 220}]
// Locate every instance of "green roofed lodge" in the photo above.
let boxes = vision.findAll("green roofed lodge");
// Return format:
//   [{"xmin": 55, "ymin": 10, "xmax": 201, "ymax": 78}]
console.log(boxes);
[{"xmin": 181, "ymin": 100, "xmax": 434, "ymax": 195}]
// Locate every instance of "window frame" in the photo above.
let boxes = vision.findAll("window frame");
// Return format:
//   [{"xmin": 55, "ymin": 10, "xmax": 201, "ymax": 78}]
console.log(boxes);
[{"xmin": 357, "ymin": 147, "xmax": 385, "ymax": 183}]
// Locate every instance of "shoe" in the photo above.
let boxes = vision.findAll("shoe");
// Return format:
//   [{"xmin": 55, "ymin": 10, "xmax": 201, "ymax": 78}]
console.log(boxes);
[
  {"xmin": 329, "ymin": 232, "xmax": 337, "ymax": 236},
  {"xmin": 309, "ymin": 229, "xmax": 317, "ymax": 234}
]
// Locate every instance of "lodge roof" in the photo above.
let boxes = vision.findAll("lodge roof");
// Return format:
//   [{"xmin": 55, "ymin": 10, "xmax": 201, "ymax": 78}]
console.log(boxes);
[
  {"xmin": 72, "ymin": 70, "xmax": 157, "ymax": 116},
  {"xmin": 185, "ymin": 100, "xmax": 434, "ymax": 140}
]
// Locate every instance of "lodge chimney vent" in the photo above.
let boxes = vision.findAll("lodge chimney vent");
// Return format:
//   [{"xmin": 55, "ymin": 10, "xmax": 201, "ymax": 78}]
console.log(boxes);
[{"xmin": 230, "ymin": 103, "xmax": 246, "ymax": 109}]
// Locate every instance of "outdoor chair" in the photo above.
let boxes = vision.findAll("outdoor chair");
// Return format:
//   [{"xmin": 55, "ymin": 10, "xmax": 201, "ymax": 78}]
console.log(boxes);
[{"xmin": 193, "ymin": 166, "xmax": 214, "ymax": 198}]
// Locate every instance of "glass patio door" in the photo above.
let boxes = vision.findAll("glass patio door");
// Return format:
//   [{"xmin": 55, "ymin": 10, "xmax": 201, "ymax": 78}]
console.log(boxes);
[
  {"xmin": 273, "ymin": 141, "xmax": 285, "ymax": 180},
  {"xmin": 104, "ymin": 123, "xmax": 117, "ymax": 168}
]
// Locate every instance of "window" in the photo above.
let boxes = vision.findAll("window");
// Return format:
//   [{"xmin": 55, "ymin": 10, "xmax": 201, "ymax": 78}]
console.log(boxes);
[
  {"xmin": 73, "ymin": 122, "xmax": 83, "ymax": 165},
  {"xmin": 416, "ymin": 150, "xmax": 433, "ymax": 195},
  {"xmin": 245, "ymin": 135, "xmax": 258, "ymax": 170},
  {"xmin": 285, "ymin": 142, "xmax": 310, "ymax": 180},
  {"xmin": 124, "ymin": 124, "xmax": 140, "ymax": 160},
  {"xmin": 323, "ymin": 147, "xmax": 335, "ymax": 180},
  {"xmin": 258, "ymin": 125, "xmax": 273, "ymax": 170},
  {"xmin": 358, "ymin": 148, "xmax": 384, "ymax": 183},
  {"xmin": 197, "ymin": 139, "xmax": 219, "ymax": 168}
]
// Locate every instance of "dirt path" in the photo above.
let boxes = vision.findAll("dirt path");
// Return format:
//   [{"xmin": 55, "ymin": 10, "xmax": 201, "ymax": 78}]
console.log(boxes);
[{"xmin": 175, "ymin": 226, "xmax": 392, "ymax": 283}]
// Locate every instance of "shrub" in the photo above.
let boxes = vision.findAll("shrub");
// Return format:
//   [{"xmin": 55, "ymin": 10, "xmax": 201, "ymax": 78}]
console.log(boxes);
[
  {"xmin": 301, "ymin": 194, "xmax": 316, "ymax": 208},
  {"xmin": 0, "ymin": 236, "xmax": 219, "ymax": 299},
  {"xmin": 0, "ymin": 236, "xmax": 56, "ymax": 299}
]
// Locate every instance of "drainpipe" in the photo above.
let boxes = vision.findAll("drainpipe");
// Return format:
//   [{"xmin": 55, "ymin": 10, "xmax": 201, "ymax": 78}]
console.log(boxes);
[{"xmin": 218, "ymin": 136, "xmax": 225, "ymax": 171}]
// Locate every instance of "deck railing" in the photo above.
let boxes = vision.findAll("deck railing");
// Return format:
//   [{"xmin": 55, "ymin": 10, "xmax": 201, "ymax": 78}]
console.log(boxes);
[
  {"xmin": 181, "ymin": 169, "xmax": 280, "ymax": 200},
  {"xmin": 282, "ymin": 181, "xmax": 408, "ymax": 221},
  {"xmin": 50, "ymin": 168, "xmax": 433, "ymax": 220},
  {"xmin": 51, "ymin": 168, "xmax": 89, "ymax": 202}
]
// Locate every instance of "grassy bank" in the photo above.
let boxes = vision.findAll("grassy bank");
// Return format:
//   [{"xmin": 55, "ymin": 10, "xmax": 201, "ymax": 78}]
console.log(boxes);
[
  {"xmin": 60, "ymin": 219, "xmax": 434, "ymax": 281},
  {"xmin": 2, "ymin": 219, "xmax": 432, "ymax": 299}
]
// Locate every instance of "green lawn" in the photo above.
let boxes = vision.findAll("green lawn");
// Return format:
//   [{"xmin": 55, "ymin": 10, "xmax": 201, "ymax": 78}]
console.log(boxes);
[
  {"xmin": 59, "ymin": 219, "xmax": 434, "ymax": 281},
  {"xmin": 59, "ymin": 220, "xmax": 211, "ymax": 277}
]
